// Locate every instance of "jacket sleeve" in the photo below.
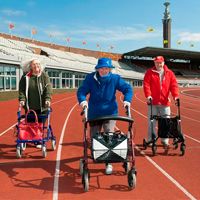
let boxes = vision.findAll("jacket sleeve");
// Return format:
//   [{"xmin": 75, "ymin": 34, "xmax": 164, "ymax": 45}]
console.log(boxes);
[
  {"xmin": 77, "ymin": 75, "xmax": 90, "ymax": 104},
  {"xmin": 143, "ymin": 70, "xmax": 152, "ymax": 98},
  {"xmin": 43, "ymin": 72, "xmax": 52, "ymax": 101},
  {"xmin": 18, "ymin": 75, "xmax": 26, "ymax": 102},
  {"xmin": 170, "ymin": 71, "xmax": 179, "ymax": 99},
  {"xmin": 117, "ymin": 76, "xmax": 133, "ymax": 102}
]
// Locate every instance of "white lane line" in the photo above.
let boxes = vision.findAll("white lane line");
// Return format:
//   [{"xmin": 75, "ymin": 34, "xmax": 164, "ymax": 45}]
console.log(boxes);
[
  {"xmin": 53, "ymin": 103, "xmax": 78, "ymax": 200},
  {"xmin": 135, "ymin": 146, "xmax": 197, "ymax": 200},
  {"xmin": 0, "ymin": 124, "xmax": 16, "ymax": 136},
  {"xmin": 120, "ymin": 95, "xmax": 198, "ymax": 199},
  {"xmin": 181, "ymin": 89, "xmax": 200, "ymax": 99},
  {"xmin": 185, "ymin": 135, "xmax": 200, "ymax": 144},
  {"xmin": 179, "ymin": 115, "xmax": 200, "ymax": 123},
  {"xmin": 131, "ymin": 103, "xmax": 200, "ymax": 144},
  {"xmin": 134, "ymin": 93, "xmax": 200, "ymax": 143},
  {"xmin": 0, "ymin": 95, "xmax": 76, "ymax": 137},
  {"xmin": 135, "ymin": 92, "xmax": 199, "ymax": 112},
  {"xmin": 52, "ymin": 95, "xmax": 75, "ymax": 104},
  {"xmin": 180, "ymin": 106, "xmax": 200, "ymax": 113},
  {"xmin": 132, "ymin": 98, "xmax": 198, "ymax": 199}
]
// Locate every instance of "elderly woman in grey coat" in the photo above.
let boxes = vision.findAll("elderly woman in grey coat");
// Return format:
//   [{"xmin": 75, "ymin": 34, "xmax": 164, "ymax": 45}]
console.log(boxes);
[
  {"xmin": 18, "ymin": 58, "xmax": 52, "ymax": 148},
  {"xmin": 19, "ymin": 58, "xmax": 52, "ymax": 112}
]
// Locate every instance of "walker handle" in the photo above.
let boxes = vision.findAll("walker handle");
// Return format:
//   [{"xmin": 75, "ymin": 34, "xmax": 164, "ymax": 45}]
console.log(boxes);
[
  {"xmin": 81, "ymin": 106, "xmax": 88, "ymax": 121},
  {"xmin": 149, "ymin": 98, "xmax": 153, "ymax": 120},
  {"xmin": 175, "ymin": 98, "xmax": 181, "ymax": 118},
  {"xmin": 17, "ymin": 105, "xmax": 22, "ymax": 122},
  {"xmin": 125, "ymin": 105, "xmax": 131, "ymax": 118},
  {"xmin": 175, "ymin": 98, "xmax": 180, "ymax": 107}
]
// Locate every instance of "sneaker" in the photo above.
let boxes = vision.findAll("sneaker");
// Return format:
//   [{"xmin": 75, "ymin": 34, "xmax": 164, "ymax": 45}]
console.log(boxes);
[
  {"xmin": 21, "ymin": 143, "xmax": 26, "ymax": 151},
  {"xmin": 146, "ymin": 140, "xmax": 153, "ymax": 147},
  {"xmin": 161, "ymin": 138, "xmax": 169, "ymax": 145},
  {"xmin": 147, "ymin": 142, "xmax": 153, "ymax": 147},
  {"xmin": 36, "ymin": 144, "xmax": 42, "ymax": 149},
  {"xmin": 144, "ymin": 139, "xmax": 153, "ymax": 147},
  {"xmin": 161, "ymin": 140, "xmax": 169, "ymax": 149},
  {"xmin": 105, "ymin": 163, "xmax": 113, "ymax": 175}
]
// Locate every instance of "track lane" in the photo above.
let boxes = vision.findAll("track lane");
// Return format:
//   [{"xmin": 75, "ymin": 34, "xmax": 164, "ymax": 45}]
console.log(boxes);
[
  {"xmin": 56, "ymin": 96, "xmax": 190, "ymax": 200},
  {"xmin": 0, "ymin": 88, "xmax": 200, "ymax": 199},
  {"xmin": 0, "ymin": 93, "xmax": 77, "ymax": 200},
  {"xmin": 132, "ymin": 88, "xmax": 200, "ymax": 199}
]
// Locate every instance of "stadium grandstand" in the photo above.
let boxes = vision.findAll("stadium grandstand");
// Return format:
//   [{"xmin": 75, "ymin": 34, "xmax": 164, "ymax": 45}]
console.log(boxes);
[
  {"xmin": 0, "ymin": 32, "xmax": 200, "ymax": 92},
  {"xmin": 0, "ymin": 33, "xmax": 144, "ymax": 91},
  {"xmin": 122, "ymin": 47, "xmax": 200, "ymax": 87}
]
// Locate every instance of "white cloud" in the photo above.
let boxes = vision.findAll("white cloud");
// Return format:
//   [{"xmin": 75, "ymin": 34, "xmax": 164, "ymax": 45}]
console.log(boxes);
[
  {"xmin": 1, "ymin": 9, "xmax": 26, "ymax": 16},
  {"xmin": 178, "ymin": 32, "xmax": 200, "ymax": 42},
  {"xmin": 64, "ymin": 26, "xmax": 160, "ymax": 42},
  {"xmin": 44, "ymin": 30, "xmax": 66, "ymax": 40}
]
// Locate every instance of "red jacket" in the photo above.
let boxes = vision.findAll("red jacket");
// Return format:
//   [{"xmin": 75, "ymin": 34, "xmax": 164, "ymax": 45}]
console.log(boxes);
[{"xmin": 143, "ymin": 65, "xmax": 179, "ymax": 106}]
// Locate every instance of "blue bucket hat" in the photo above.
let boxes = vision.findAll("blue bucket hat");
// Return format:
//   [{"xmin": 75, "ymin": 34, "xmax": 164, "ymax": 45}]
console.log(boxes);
[{"xmin": 95, "ymin": 57, "xmax": 115, "ymax": 69}]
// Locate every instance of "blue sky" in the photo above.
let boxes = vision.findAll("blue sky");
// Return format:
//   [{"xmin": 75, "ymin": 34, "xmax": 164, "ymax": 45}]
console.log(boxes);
[{"xmin": 0, "ymin": 0, "xmax": 200, "ymax": 54}]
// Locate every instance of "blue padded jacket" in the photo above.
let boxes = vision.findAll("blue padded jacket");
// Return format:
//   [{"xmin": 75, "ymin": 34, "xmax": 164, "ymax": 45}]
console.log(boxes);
[{"xmin": 77, "ymin": 72, "xmax": 133, "ymax": 120}]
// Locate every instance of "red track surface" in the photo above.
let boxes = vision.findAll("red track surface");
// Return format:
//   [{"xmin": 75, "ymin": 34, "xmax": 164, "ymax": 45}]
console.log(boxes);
[{"xmin": 0, "ymin": 88, "xmax": 200, "ymax": 200}]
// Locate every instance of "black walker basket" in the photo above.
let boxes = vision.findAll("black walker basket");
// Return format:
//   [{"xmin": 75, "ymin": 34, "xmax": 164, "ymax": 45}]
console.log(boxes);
[
  {"xmin": 91, "ymin": 131, "xmax": 128, "ymax": 163},
  {"xmin": 143, "ymin": 98, "xmax": 186, "ymax": 156}
]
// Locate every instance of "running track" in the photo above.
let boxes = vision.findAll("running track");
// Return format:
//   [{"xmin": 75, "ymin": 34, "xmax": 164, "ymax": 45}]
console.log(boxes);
[{"xmin": 0, "ymin": 88, "xmax": 199, "ymax": 200}]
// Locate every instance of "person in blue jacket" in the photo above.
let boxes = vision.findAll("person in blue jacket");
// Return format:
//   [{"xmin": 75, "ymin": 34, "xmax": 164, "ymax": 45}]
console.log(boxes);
[{"xmin": 77, "ymin": 57, "xmax": 133, "ymax": 175}]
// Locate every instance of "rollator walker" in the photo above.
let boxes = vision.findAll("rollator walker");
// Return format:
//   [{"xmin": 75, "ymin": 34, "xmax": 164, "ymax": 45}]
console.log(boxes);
[
  {"xmin": 15, "ymin": 106, "xmax": 56, "ymax": 158},
  {"xmin": 80, "ymin": 105, "xmax": 137, "ymax": 192},
  {"xmin": 143, "ymin": 98, "xmax": 186, "ymax": 156}
]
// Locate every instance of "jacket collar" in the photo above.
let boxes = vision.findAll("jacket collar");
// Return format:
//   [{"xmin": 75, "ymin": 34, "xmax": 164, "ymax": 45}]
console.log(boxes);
[
  {"xmin": 151, "ymin": 65, "xmax": 169, "ymax": 73},
  {"xmin": 26, "ymin": 71, "xmax": 42, "ymax": 77},
  {"xmin": 94, "ymin": 72, "xmax": 100, "ymax": 84}
]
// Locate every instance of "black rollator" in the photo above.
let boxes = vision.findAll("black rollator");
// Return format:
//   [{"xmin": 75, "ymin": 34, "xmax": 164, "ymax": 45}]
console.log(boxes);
[{"xmin": 143, "ymin": 98, "xmax": 186, "ymax": 156}]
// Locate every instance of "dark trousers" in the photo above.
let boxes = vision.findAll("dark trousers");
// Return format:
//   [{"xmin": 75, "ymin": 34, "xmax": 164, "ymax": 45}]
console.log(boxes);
[{"xmin": 26, "ymin": 109, "xmax": 48, "ymax": 123}]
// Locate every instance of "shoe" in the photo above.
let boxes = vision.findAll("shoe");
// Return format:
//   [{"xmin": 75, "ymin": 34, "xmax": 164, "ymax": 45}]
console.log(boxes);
[
  {"xmin": 161, "ymin": 138, "xmax": 169, "ymax": 146},
  {"xmin": 36, "ymin": 144, "xmax": 42, "ymax": 149},
  {"xmin": 147, "ymin": 142, "xmax": 153, "ymax": 147},
  {"xmin": 144, "ymin": 139, "xmax": 153, "ymax": 147},
  {"xmin": 161, "ymin": 141, "xmax": 169, "ymax": 150},
  {"xmin": 105, "ymin": 163, "xmax": 113, "ymax": 175},
  {"xmin": 21, "ymin": 143, "xmax": 26, "ymax": 151},
  {"xmin": 161, "ymin": 140, "xmax": 169, "ymax": 146},
  {"xmin": 146, "ymin": 140, "xmax": 153, "ymax": 147}
]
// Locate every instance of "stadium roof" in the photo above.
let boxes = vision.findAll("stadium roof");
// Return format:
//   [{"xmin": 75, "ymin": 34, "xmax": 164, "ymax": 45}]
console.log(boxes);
[{"xmin": 123, "ymin": 47, "xmax": 200, "ymax": 62}]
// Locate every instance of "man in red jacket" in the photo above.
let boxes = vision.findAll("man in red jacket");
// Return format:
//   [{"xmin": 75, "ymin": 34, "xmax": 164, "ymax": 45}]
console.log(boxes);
[{"xmin": 143, "ymin": 56, "xmax": 179, "ymax": 147}]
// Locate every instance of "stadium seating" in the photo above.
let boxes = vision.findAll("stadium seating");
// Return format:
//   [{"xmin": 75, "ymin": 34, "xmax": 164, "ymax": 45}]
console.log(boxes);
[{"xmin": 0, "ymin": 35, "xmax": 144, "ymax": 79}]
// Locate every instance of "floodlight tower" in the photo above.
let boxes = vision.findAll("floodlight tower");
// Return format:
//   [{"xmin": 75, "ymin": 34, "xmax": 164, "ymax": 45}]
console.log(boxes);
[{"xmin": 163, "ymin": 1, "xmax": 171, "ymax": 48}]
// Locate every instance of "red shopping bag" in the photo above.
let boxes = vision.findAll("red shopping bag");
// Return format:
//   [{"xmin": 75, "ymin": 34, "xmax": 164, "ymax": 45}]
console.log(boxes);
[{"xmin": 18, "ymin": 110, "xmax": 43, "ymax": 140}]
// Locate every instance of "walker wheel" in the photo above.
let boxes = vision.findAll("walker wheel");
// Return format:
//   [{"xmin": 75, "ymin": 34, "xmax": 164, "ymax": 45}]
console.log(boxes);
[
  {"xmin": 174, "ymin": 143, "xmax": 178, "ymax": 150},
  {"xmin": 21, "ymin": 143, "xmax": 26, "ymax": 151},
  {"xmin": 173, "ymin": 138, "xmax": 179, "ymax": 149},
  {"xmin": 16, "ymin": 145, "xmax": 22, "ymax": 158},
  {"xmin": 128, "ymin": 168, "xmax": 136, "ymax": 189},
  {"xmin": 180, "ymin": 143, "xmax": 186, "ymax": 156},
  {"xmin": 152, "ymin": 144, "xmax": 157, "ymax": 156},
  {"xmin": 123, "ymin": 162, "xmax": 130, "ymax": 174},
  {"xmin": 51, "ymin": 139, "xmax": 56, "ymax": 151},
  {"xmin": 164, "ymin": 145, "xmax": 169, "ymax": 155},
  {"xmin": 42, "ymin": 145, "xmax": 47, "ymax": 158},
  {"xmin": 79, "ymin": 159, "xmax": 84, "ymax": 175},
  {"xmin": 82, "ymin": 169, "xmax": 89, "ymax": 192},
  {"xmin": 143, "ymin": 139, "xmax": 147, "ymax": 150}
]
